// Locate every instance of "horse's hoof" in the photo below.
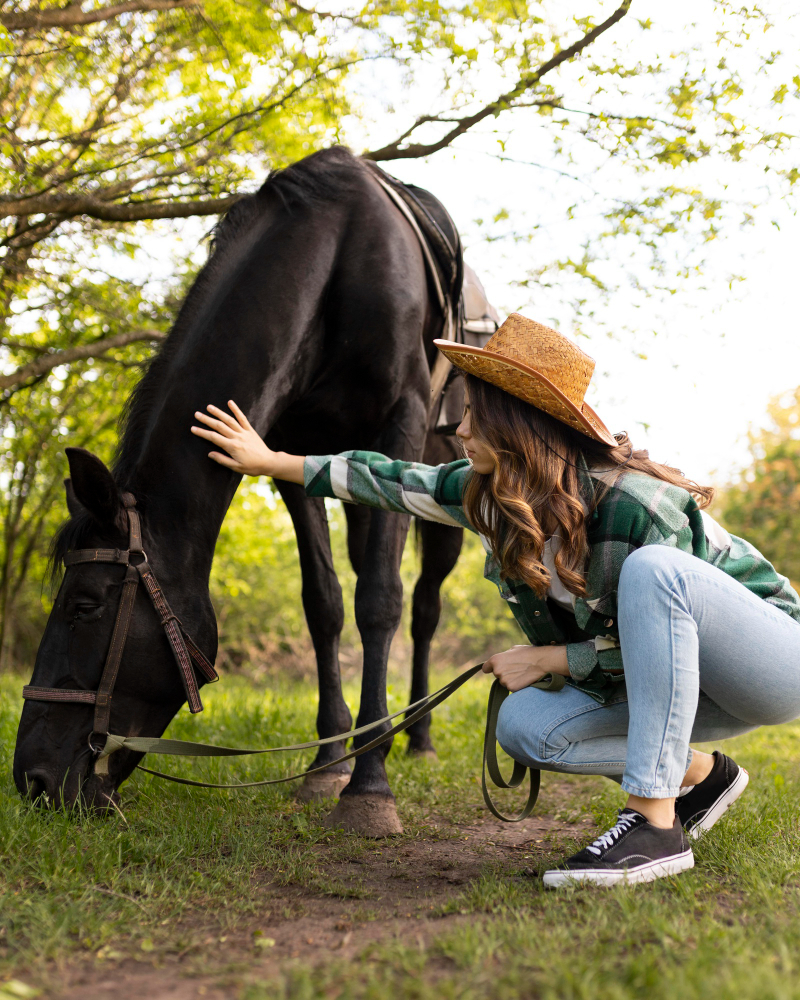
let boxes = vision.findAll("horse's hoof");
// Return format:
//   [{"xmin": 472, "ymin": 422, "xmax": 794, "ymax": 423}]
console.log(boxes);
[
  {"xmin": 322, "ymin": 794, "xmax": 404, "ymax": 837},
  {"xmin": 296, "ymin": 771, "xmax": 351, "ymax": 802},
  {"xmin": 406, "ymin": 746, "xmax": 438, "ymax": 760}
]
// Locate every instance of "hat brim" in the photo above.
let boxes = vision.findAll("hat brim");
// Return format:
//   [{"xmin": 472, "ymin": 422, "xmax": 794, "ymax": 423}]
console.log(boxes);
[{"xmin": 433, "ymin": 339, "xmax": 617, "ymax": 448}]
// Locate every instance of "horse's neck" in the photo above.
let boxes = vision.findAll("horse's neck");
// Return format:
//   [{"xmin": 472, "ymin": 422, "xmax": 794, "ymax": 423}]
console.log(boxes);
[
  {"xmin": 120, "ymin": 214, "xmax": 341, "ymax": 581},
  {"xmin": 126, "ymin": 385, "xmax": 294, "ymax": 586}
]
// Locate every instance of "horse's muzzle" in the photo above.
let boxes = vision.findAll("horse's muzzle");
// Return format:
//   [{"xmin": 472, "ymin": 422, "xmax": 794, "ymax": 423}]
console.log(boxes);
[{"xmin": 14, "ymin": 739, "xmax": 119, "ymax": 813}]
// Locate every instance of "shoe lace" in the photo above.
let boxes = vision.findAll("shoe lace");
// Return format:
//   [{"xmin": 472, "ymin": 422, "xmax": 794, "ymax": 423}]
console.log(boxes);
[{"xmin": 586, "ymin": 811, "xmax": 640, "ymax": 856}]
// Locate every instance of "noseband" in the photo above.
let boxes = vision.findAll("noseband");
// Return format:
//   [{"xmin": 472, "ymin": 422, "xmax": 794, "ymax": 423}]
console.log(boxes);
[{"xmin": 22, "ymin": 492, "xmax": 218, "ymax": 773}]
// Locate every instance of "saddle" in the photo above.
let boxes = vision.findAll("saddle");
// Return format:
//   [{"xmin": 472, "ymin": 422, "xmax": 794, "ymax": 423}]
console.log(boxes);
[
  {"xmin": 362, "ymin": 160, "xmax": 500, "ymax": 434},
  {"xmin": 435, "ymin": 262, "xmax": 499, "ymax": 434}
]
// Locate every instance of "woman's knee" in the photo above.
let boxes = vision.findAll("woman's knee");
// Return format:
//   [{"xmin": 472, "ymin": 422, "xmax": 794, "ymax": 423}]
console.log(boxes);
[
  {"xmin": 618, "ymin": 545, "xmax": 695, "ymax": 608},
  {"xmin": 496, "ymin": 692, "xmax": 545, "ymax": 761},
  {"xmin": 496, "ymin": 690, "xmax": 568, "ymax": 764},
  {"xmin": 621, "ymin": 544, "xmax": 677, "ymax": 584},
  {"xmin": 495, "ymin": 693, "xmax": 529, "ymax": 759}
]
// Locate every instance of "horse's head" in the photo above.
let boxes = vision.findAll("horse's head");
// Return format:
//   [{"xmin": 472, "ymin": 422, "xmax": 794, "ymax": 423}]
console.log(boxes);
[{"xmin": 13, "ymin": 447, "xmax": 217, "ymax": 812}]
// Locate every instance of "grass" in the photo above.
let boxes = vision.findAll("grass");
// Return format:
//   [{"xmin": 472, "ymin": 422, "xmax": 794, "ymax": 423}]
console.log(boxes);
[{"xmin": 3, "ymin": 665, "xmax": 800, "ymax": 998}]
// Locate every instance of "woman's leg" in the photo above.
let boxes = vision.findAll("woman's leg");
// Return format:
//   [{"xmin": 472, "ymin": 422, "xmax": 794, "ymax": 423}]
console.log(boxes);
[
  {"xmin": 618, "ymin": 545, "xmax": 800, "ymax": 816},
  {"xmin": 496, "ymin": 684, "xmax": 755, "ymax": 779},
  {"xmin": 500, "ymin": 550, "xmax": 800, "ymax": 884},
  {"xmin": 497, "ymin": 676, "xmax": 759, "ymax": 887},
  {"xmin": 496, "ymin": 682, "xmax": 628, "ymax": 775}
]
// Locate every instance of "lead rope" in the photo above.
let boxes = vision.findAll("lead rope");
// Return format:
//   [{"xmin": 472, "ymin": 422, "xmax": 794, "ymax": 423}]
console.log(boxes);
[
  {"xmin": 102, "ymin": 667, "xmax": 564, "ymax": 822},
  {"xmin": 482, "ymin": 680, "xmax": 541, "ymax": 822}
]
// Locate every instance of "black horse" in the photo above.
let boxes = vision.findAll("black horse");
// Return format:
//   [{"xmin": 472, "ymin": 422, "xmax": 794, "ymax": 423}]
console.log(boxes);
[{"xmin": 13, "ymin": 147, "xmax": 466, "ymax": 836}]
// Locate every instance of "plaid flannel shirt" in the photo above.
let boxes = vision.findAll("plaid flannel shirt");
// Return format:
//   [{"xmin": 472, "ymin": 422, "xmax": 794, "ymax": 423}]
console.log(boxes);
[{"xmin": 304, "ymin": 451, "xmax": 800, "ymax": 704}]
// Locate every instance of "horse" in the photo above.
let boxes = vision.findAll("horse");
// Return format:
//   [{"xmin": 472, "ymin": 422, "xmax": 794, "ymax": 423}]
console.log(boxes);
[{"xmin": 13, "ymin": 145, "xmax": 467, "ymax": 837}]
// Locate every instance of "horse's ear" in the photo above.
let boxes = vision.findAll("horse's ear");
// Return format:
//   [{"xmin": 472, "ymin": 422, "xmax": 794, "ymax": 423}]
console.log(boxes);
[
  {"xmin": 64, "ymin": 478, "xmax": 84, "ymax": 519},
  {"xmin": 65, "ymin": 448, "xmax": 122, "ymax": 526}
]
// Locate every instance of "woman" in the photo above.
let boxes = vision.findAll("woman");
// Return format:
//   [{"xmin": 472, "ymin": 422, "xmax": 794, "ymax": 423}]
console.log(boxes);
[{"xmin": 190, "ymin": 313, "xmax": 800, "ymax": 887}]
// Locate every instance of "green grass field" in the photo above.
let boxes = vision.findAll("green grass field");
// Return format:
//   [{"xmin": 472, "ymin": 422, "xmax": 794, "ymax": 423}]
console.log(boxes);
[{"xmin": 2, "ymin": 667, "xmax": 800, "ymax": 999}]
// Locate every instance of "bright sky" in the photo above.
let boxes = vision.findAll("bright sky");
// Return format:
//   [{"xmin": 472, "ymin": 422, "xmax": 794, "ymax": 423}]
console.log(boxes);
[
  {"xmin": 338, "ymin": 0, "xmax": 800, "ymax": 486},
  {"xmin": 391, "ymin": 167, "xmax": 800, "ymax": 488}
]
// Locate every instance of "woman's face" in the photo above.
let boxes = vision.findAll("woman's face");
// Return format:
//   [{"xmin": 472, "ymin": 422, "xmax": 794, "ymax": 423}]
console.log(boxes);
[{"xmin": 455, "ymin": 388, "xmax": 496, "ymax": 474}]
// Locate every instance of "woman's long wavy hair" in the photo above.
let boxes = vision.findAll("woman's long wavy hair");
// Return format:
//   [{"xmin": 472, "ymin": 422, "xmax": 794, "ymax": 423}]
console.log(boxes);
[{"xmin": 461, "ymin": 374, "xmax": 714, "ymax": 599}]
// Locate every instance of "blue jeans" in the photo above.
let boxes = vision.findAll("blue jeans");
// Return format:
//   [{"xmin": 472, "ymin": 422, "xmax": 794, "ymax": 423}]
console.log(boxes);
[{"xmin": 496, "ymin": 546, "xmax": 800, "ymax": 798}]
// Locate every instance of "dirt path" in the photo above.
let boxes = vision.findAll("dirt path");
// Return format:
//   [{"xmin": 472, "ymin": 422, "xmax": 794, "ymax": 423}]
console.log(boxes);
[{"xmin": 48, "ymin": 784, "xmax": 597, "ymax": 999}]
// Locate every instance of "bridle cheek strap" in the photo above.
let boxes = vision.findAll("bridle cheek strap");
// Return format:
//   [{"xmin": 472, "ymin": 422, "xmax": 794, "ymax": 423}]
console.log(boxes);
[
  {"xmin": 21, "ymin": 492, "xmax": 218, "ymax": 774},
  {"xmin": 93, "ymin": 563, "xmax": 140, "ymax": 736},
  {"xmin": 136, "ymin": 560, "xmax": 217, "ymax": 708}
]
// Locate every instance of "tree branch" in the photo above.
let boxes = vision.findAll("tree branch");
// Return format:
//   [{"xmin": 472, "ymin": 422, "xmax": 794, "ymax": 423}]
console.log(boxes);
[
  {"xmin": 0, "ymin": 0, "xmax": 197, "ymax": 31},
  {"xmin": 285, "ymin": 1, "xmax": 358, "ymax": 22},
  {"xmin": 511, "ymin": 99, "xmax": 698, "ymax": 134},
  {"xmin": 0, "ymin": 328, "xmax": 165, "ymax": 390},
  {"xmin": 0, "ymin": 190, "xmax": 239, "ymax": 221},
  {"xmin": 363, "ymin": 0, "xmax": 633, "ymax": 161}
]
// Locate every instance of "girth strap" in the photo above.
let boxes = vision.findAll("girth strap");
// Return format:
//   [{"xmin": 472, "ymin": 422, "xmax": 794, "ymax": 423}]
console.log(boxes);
[{"xmin": 367, "ymin": 169, "xmax": 456, "ymax": 417}]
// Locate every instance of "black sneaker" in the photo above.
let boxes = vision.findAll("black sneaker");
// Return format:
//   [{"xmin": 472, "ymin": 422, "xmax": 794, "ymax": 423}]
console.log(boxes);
[
  {"xmin": 676, "ymin": 751, "xmax": 749, "ymax": 841},
  {"xmin": 543, "ymin": 809, "xmax": 693, "ymax": 887}
]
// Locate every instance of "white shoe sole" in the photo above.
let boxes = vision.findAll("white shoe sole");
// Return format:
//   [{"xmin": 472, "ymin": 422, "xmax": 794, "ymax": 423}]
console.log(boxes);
[
  {"xmin": 543, "ymin": 849, "xmax": 694, "ymax": 888},
  {"xmin": 688, "ymin": 766, "xmax": 750, "ymax": 841}
]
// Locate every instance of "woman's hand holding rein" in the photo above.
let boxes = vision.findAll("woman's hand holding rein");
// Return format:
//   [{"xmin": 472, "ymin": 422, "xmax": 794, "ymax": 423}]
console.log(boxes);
[
  {"xmin": 191, "ymin": 401, "xmax": 306, "ymax": 484},
  {"xmin": 482, "ymin": 643, "xmax": 569, "ymax": 691}
]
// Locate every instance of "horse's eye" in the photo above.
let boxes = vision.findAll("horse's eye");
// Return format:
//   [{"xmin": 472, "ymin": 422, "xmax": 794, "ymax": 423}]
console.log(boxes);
[{"xmin": 72, "ymin": 603, "xmax": 105, "ymax": 625}]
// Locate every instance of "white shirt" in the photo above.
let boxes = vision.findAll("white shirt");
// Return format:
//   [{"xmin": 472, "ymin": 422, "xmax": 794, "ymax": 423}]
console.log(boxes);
[{"xmin": 543, "ymin": 534, "xmax": 575, "ymax": 610}]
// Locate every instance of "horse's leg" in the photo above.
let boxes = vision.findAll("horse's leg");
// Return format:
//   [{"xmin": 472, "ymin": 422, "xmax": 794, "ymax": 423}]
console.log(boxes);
[
  {"xmin": 323, "ymin": 411, "xmax": 427, "ymax": 836},
  {"xmin": 274, "ymin": 480, "xmax": 353, "ymax": 801},
  {"xmin": 323, "ymin": 503, "xmax": 409, "ymax": 835},
  {"xmin": 406, "ymin": 519, "xmax": 464, "ymax": 757},
  {"xmin": 343, "ymin": 503, "xmax": 371, "ymax": 577}
]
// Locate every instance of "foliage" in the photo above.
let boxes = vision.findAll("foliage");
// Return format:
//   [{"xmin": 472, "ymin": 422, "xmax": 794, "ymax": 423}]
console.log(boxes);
[
  {"xmin": 0, "ymin": 278, "xmax": 156, "ymax": 667},
  {"xmin": 3, "ymin": 1, "xmax": 798, "ymax": 356},
  {"xmin": 718, "ymin": 387, "xmax": 800, "ymax": 586}
]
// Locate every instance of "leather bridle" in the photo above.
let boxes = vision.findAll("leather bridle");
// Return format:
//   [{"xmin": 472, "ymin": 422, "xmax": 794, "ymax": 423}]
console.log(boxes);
[{"xmin": 22, "ymin": 492, "xmax": 218, "ymax": 774}]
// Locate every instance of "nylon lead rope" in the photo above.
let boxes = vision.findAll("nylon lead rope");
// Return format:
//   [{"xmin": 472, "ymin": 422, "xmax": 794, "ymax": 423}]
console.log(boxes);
[
  {"xmin": 109, "ymin": 666, "xmax": 563, "ymax": 823},
  {"xmin": 481, "ymin": 680, "xmax": 541, "ymax": 822}
]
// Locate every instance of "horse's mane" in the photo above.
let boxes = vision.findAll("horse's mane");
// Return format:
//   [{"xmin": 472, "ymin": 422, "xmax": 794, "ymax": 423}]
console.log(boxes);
[
  {"xmin": 51, "ymin": 146, "xmax": 363, "ymax": 573},
  {"xmin": 113, "ymin": 146, "xmax": 362, "ymax": 485}
]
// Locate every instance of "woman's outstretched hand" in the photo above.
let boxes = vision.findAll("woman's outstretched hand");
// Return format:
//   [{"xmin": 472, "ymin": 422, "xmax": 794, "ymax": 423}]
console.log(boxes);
[
  {"xmin": 191, "ymin": 400, "xmax": 305, "ymax": 483},
  {"xmin": 482, "ymin": 643, "xmax": 569, "ymax": 691}
]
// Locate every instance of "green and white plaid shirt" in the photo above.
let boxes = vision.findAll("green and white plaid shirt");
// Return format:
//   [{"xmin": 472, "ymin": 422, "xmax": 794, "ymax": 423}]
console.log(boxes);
[{"xmin": 304, "ymin": 451, "xmax": 800, "ymax": 704}]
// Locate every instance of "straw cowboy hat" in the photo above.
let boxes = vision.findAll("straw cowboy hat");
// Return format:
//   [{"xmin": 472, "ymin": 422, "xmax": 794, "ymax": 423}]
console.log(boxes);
[{"xmin": 434, "ymin": 313, "xmax": 616, "ymax": 447}]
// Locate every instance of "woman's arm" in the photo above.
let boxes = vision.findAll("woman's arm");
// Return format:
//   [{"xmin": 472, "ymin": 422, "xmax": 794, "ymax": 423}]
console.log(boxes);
[
  {"xmin": 191, "ymin": 401, "xmax": 305, "ymax": 482},
  {"xmin": 191, "ymin": 401, "xmax": 475, "ymax": 531},
  {"xmin": 304, "ymin": 451, "xmax": 473, "ymax": 529}
]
